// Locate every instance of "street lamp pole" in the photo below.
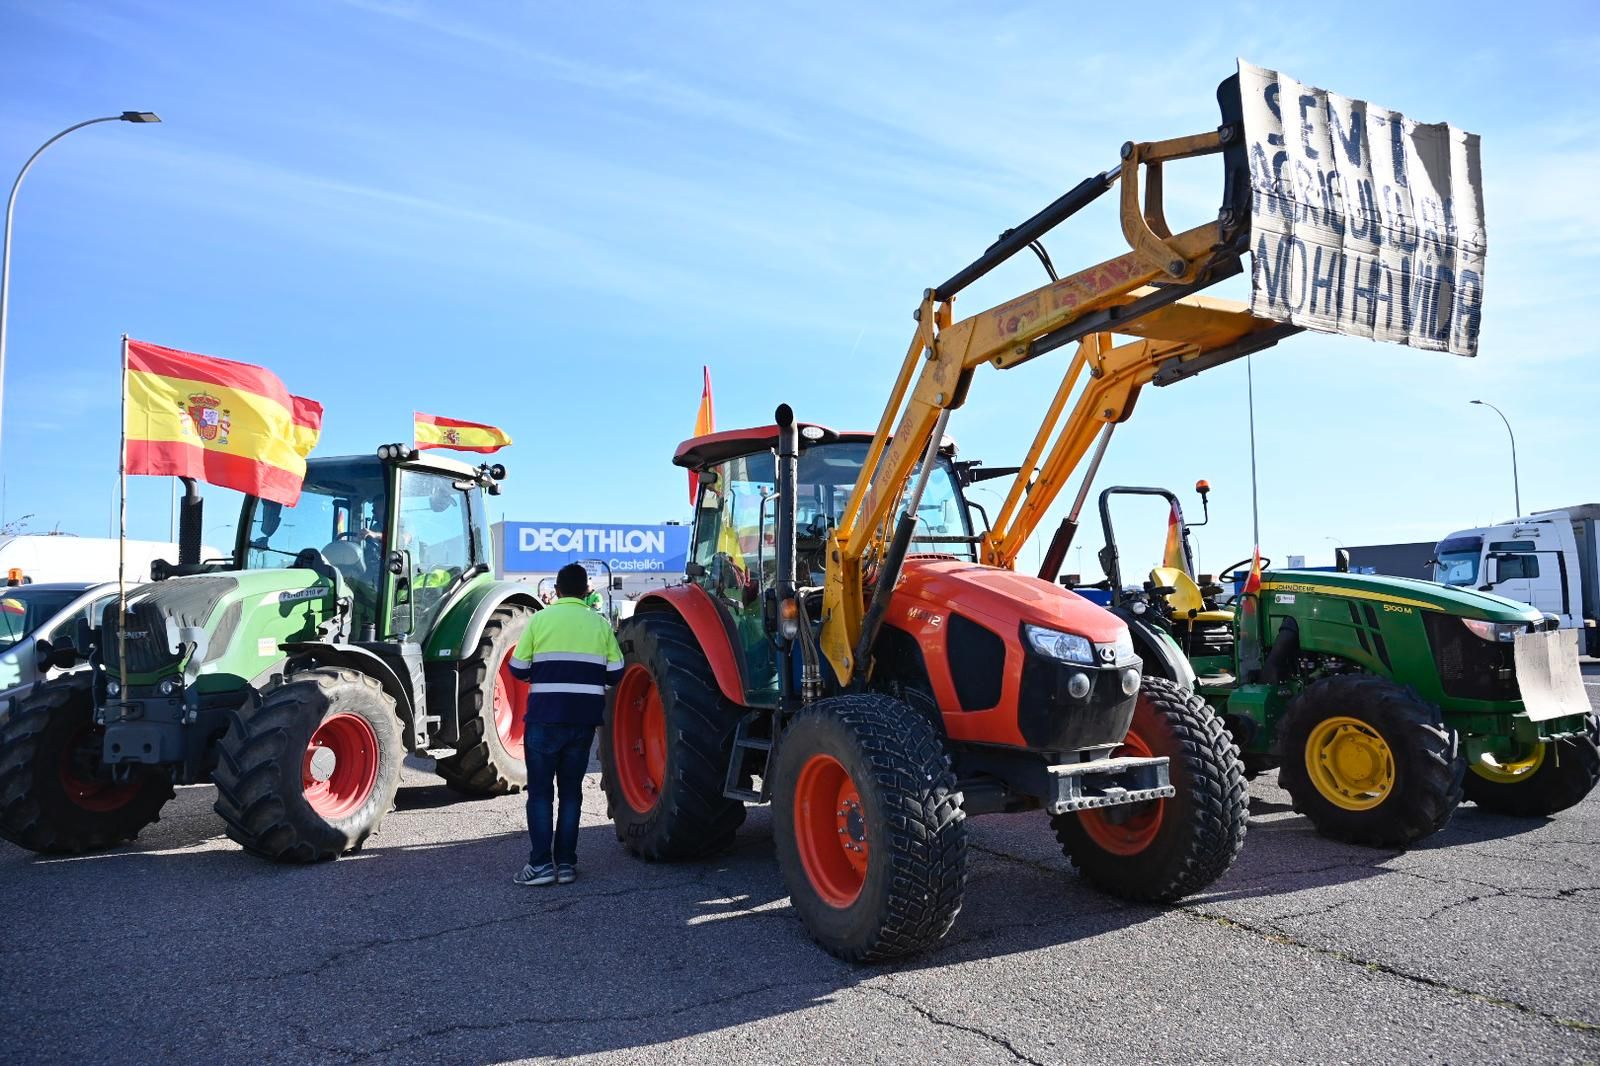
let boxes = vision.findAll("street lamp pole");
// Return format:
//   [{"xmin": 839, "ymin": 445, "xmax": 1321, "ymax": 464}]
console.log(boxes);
[
  {"xmin": 0, "ymin": 111, "xmax": 161, "ymax": 458},
  {"xmin": 1470, "ymin": 400, "xmax": 1521, "ymax": 517}
]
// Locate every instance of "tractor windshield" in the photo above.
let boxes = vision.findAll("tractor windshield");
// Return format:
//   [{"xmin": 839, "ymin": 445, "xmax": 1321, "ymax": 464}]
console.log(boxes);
[{"xmin": 691, "ymin": 441, "xmax": 970, "ymax": 702}]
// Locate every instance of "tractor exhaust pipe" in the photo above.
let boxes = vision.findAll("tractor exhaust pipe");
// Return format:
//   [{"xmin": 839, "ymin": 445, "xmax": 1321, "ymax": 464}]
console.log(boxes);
[{"xmin": 178, "ymin": 477, "xmax": 203, "ymax": 568}]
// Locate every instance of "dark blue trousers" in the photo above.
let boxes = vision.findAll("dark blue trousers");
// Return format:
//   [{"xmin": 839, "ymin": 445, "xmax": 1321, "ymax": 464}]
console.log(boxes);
[{"xmin": 524, "ymin": 722, "xmax": 596, "ymax": 868}]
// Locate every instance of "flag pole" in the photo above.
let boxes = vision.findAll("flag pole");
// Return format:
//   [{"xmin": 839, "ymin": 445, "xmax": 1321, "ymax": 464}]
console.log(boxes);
[{"xmin": 118, "ymin": 334, "xmax": 129, "ymax": 700}]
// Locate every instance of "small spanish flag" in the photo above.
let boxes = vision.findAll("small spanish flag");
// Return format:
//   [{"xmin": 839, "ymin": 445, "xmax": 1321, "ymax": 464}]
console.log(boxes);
[
  {"xmin": 1242, "ymin": 546, "xmax": 1263, "ymax": 596},
  {"xmin": 689, "ymin": 366, "xmax": 714, "ymax": 505},
  {"xmin": 123, "ymin": 339, "xmax": 322, "ymax": 506},
  {"xmin": 414, "ymin": 411, "xmax": 512, "ymax": 454},
  {"xmin": 1161, "ymin": 501, "xmax": 1188, "ymax": 574}
]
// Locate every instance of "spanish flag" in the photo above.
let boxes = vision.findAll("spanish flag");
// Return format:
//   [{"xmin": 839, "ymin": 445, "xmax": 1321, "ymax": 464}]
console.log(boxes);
[
  {"xmin": 1242, "ymin": 546, "xmax": 1264, "ymax": 596},
  {"xmin": 123, "ymin": 339, "xmax": 322, "ymax": 506},
  {"xmin": 1162, "ymin": 501, "xmax": 1188, "ymax": 574},
  {"xmin": 414, "ymin": 412, "xmax": 512, "ymax": 454},
  {"xmin": 689, "ymin": 366, "xmax": 714, "ymax": 505}
]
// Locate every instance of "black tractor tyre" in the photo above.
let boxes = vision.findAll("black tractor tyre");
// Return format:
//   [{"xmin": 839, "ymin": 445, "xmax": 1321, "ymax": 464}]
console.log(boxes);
[
  {"xmin": 213, "ymin": 667, "xmax": 403, "ymax": 862},
  {"xmin": 1278, "ymin": 674, "xmax": 1464, "ymax": 847},
  {"xmin": 771, "ymin": 693, "xmax": 968, "ymax": 964},
  {"xmin": 601, "ymin": 612, "xmax": 745, "ymax": 860},
  {"xmin": 1052, "ymin": 677, "xmax": 1247, "ymax": 902},
  {"xmin": 1464, "ymin": 714, "xmax": 1600, "ymax": 817},
  {"xmin": 0, "ymin": 678, "xmax": 174, "ymax": 854},
  {"xmin": 436, "ymin": 605, "xmax": 534, "ymax": 796}
]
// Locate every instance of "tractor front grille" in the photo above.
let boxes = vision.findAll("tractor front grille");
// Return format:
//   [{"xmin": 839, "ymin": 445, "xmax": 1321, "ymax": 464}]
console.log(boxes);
[
  {"xmin": 99, "ymin": 598, "xmax": 182, "ymax": 675},
  {"xmin": 1422, "ymin": 611, "xmax": 1519, "ymax": 702}
]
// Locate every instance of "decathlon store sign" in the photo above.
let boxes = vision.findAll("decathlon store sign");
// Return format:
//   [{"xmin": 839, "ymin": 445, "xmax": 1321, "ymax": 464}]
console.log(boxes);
[{"xmin": 501, "ymin": 522, "xmax": 691, "ymax": 574}]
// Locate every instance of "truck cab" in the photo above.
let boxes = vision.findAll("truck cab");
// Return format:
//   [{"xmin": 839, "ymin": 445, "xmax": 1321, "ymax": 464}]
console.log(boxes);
[{"xmin": 1435, "ymin": 507, "xmax": 1600, "ymax": 655}]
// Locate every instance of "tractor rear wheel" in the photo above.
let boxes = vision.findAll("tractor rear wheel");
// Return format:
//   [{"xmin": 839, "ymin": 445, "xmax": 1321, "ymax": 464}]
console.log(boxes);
[
  {"xmin": 1278, "ymin": 674, "xmax": 1464, "ymax": 847},
  {"xmin": 1052, "ymin": 677, "xmax": 1247, "ymax": 902},
  {"xmin": 771, "ymin": 693, "xmax": 967, "ymax": 963},
  {"xmin": 1464, "ymin": 714, "xmax": 1600, "ymax": 817},
  {"xmin": 213, "ymin": 667, "xmax": 403, "ymax": 862},
  {"xmin": 437, "ymin": 605, "xmax": 534, "ymax": 796},
  {"xmin": 0, "ymin": 678, "xmax": 173, "ymax": 853},
  {"xmin": 601, "ymin": 612, "xmax": 745, "ymax": 860}
]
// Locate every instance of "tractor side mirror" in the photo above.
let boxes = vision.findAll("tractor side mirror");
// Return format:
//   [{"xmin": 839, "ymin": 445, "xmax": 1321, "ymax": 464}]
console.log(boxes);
[{"xmin": 1335, "ymin": 548, "xmax": 1351, "ymax": 573}]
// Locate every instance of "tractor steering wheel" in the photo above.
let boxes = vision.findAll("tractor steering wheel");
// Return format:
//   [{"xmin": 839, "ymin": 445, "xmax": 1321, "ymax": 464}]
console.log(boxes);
[{"xmin": 1219, "ymin": 557, "xmax": 1271, "ymax": 581}]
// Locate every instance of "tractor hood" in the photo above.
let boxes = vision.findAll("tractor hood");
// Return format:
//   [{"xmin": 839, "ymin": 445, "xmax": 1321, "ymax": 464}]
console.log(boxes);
[
  {"xmin": 1257, "ymin": 570, "xmax": 1544, "ymax": 624},
  {"xmin": 100, "ymin": 568, "xmax": 335, "ymax": 690},
  {"xmin": 894, "ymin": 558, "xmax": 1130, "ymax": 643}
]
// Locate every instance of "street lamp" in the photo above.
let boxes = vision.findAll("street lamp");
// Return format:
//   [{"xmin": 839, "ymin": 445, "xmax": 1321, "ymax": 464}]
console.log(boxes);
[
  {"xmin": 0, "ymin": 111, "xmax": 161, "ymax": 457},
  {"xmin": 1469, "ymin": 400, "xmax": 1521, "ymax": 517}
]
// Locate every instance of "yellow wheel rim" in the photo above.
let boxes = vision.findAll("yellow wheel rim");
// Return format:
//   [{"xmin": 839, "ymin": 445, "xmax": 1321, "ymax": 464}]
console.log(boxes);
[
  {"xmin": 1305, "ymin": 715, "xmax": 1396, "ymax": 811},
  {"xmin": 1472, "ymin": 743, "xmax": 1546, "ymax": 784}
]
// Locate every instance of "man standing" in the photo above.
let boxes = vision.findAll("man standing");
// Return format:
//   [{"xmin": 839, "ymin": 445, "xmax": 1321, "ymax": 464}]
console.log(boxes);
[{"xmin": 508, "ymin": 563, "xmax": 623, "ymax": 886}]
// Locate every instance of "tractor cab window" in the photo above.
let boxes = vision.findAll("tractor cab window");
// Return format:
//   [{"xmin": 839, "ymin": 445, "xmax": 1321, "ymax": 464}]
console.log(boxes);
[
  {"xmin": 246, "ymin": 457, "xmax": 389, "ymax": 627},
  {"xmin": 690, "ymin": 441, "xmax": 972, "ymax": 702},
  {"xmin": 389, "ymin": 469, "xmax": 473, "ymax": 639}
]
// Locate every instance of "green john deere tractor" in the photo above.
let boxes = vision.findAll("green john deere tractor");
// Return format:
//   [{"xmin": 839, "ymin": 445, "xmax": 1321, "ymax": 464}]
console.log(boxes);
[
  {"xmin": 0, "ymin": 446, "xmax": 539, "ymax": 862},
  {"xmin": 1077, "ymin": 484, "xmax": 1599, "ymax": 847}
]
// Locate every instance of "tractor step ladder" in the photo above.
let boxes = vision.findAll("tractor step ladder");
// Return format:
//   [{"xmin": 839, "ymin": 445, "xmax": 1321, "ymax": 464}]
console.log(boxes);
[{"xmin": 723, "ymin": 712, "xmax": 773, "ymax": 803}]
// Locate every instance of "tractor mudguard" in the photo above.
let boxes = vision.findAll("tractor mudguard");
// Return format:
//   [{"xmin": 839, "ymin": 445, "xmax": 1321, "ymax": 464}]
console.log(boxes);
[
  {"xmin": 1118, "ymin": 611, "xmax": 1197, "ymax": 689},
  {"xmin": 424, "ymin": 578, "xmax": 541, "ymax": 665},
  {"xmin": 632, "ymin": 585, "xmax": 746, "ymax": 705},
  {"xmin": 280, "ymin": 642, "xmax": 414, "ymax": 727}
]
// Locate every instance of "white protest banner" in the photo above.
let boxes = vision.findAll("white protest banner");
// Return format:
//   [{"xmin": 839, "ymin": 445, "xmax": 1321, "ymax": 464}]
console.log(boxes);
[{"xmin": 1239, "ymin": 60, "xmax": 1486, "ymax": 356}]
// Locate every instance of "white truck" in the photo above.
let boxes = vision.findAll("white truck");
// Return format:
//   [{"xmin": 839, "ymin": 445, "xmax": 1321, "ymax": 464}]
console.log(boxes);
[
  {"xmin": 1433, "ymin": 505, "xmax": 1600, "ymax": 656},
  {"xmin": 0, "ymin": 535, "xmax": 224, "ymax": 586}
]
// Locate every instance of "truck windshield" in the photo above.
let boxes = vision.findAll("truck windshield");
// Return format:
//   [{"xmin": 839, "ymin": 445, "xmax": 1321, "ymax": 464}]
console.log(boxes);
[
  {"xmin": 1434, "ymin": 535, "xmax": 1482, "ymax": 585},
  {"xmin": 0, "ymin": 589, "xmax": 81, "ymax": 650}
]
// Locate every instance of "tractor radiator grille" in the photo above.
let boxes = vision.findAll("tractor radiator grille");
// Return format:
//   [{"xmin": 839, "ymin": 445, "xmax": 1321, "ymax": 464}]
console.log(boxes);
[
  {"xmin": 1422, "ymin": 611, "xmax": 1519, "ymax": 702},
  {"xmin": 99, "ymin": 599, "xmax": 182, "ymax": 675}
]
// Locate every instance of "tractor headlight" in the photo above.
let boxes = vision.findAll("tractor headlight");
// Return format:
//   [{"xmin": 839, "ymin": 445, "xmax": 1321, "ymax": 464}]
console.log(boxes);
[
  {"xmin": 105, "ymin": 679, "xmax": 120, "ymax": 697},
  {"xmin": 158, "ymin": 677, "xmax": 182, "ymax": 696},
  {"xmin": 1023, "ymin": 624, "xmax": 1095, "ymax": 665},
  {"xmin": 1462, "ymin": 618, "xmax": 1525, "ymax": 643}
]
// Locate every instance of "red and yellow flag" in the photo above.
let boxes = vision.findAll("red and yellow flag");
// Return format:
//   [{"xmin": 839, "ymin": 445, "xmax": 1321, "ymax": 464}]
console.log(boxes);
[
  {"xmin": 1162, "ymin": 501, "xmax": 1188, "ymax": 574},
  {"xmin": 123, "ymin": 339, "xmax": 322, "ymax": 506},
  {"xmin": 688, "ymin": 366, "xmax": 715, "ymax": 505},
  {"xmin": 414, "ymin": 411, "xmax": 512, "ymax": 454},
  {"xmin": 1242, "ymin": 546, "xmax": 1263, "ymax": 596}
]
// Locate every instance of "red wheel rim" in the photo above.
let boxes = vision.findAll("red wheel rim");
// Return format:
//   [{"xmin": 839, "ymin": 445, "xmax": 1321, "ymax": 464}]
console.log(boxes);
[
  {"xmin": 613, "ymin": 664, "xmax": 667, "ymax": 814},
  {"xmin": 303, "ymin": 713, "xmax": 380, "ymax": 820},
  {"xmin": 1078, "ymin": 727, "xmax": 1164, "ymax": 856},
  {"xmin": 494, "ymin": 648, "xmax": 528, "ymax": 760},
  {"xmin": 58, "ymin": 725, "xmax": 139, "ymax": 813},
  {"xmin": 793, "ymin": 753, "xmax": 869, "ymax": 908}
]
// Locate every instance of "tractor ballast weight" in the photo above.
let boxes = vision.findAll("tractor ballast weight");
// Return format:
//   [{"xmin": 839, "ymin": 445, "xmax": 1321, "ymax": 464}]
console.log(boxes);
[{"xmin": 0, "ymin": 448, "xmax": 540, "ymax": 862}]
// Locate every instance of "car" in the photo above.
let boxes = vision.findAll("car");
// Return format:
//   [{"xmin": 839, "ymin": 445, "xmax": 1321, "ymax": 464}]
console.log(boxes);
[{"xmin": 0, "ymin": 582, "xmax": 117, "ymax": 710}]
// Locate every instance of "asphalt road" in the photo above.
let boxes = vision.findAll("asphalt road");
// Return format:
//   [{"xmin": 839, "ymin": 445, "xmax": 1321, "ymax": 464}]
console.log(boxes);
[{"xmin": 4, "ymin": 685, "xmax": 1599, "ymax": 1064}]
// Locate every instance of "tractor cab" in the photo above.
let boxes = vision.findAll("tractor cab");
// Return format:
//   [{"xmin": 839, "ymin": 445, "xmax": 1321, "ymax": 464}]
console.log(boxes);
[
  {"xmin": 238, "ymin": 448, "xmax": 501, "ymax": 641},
  {"xmin": 675, "ymin": 423, "xmax": 976, "ymax": 704}
]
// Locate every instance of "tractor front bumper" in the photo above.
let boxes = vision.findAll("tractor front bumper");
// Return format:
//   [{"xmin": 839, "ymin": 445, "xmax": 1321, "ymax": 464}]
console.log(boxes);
[
  {"xmin": 100, "ymin": 696, "xmax": 190, "ymax": 767},
  {"xmin": 1045, "ymin": 753, "xmax": 1174, "ymax": 815}
]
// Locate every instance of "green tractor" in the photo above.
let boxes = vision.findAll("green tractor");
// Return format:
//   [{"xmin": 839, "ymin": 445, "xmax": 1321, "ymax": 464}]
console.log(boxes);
[
  {"xmin": 0, "ymin": 446, "xmax": 539, "ymax": 861},
  {"xmin": 1079, "ymin": 484, "xmax": 1599, "ymax": 847}
]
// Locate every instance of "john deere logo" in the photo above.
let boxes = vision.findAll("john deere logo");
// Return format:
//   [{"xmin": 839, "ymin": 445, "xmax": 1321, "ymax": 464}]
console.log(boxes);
[{"xmin": 183, "ymin": 393, "xmax": 231, "ymax": 444}]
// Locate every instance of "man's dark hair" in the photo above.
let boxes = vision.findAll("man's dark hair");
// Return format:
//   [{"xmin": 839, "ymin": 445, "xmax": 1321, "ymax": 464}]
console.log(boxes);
[{"xmin": 555, "ymin": 563, "xmax": 590, "ymax": 598}]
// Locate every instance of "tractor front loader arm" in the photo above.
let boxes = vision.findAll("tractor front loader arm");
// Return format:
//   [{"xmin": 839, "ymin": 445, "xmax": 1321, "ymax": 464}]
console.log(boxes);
[{"xmin": 818, "ymin": 74, "xmax": 1295, "ymax": 687}]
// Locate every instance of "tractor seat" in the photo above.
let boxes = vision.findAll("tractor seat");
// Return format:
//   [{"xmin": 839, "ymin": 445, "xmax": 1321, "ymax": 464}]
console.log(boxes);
[
  {"xmin": 1149, "ymin": 566, "xmax": 1235, "ymax": 625},
  {"xmin": 321, "ymin": 540, "xmax": 369, "ymax": 590}
]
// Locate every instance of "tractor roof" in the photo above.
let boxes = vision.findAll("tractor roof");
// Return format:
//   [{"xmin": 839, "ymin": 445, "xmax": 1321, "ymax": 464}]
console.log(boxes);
[{"xmin": 672, "ymin": 424, "xmax": 873, "ymax": 470}]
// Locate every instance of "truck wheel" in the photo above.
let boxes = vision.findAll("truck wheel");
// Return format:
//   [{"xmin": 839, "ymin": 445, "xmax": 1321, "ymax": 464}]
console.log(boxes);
[
  {"xmin": 0, "ymin": 679, "xmax": 173, "ymax": 854},
  {"xmin": 1052, "ymin": 677, "xmax": 1247, "ymax": 902},
  {"xmin": 600, "ymin": 613, "xmax": 745, "ymax": 859},
  {"xmin": 213, "ymin": 667, "xmax": 403, "ymax": 862},
  {"xmin": 771, "ymin": 693, "xmax": 967, "ymax": 963},
  {"xmin": 1278, "ymin": 674, "xmax": 1464, "ymax": 847},
  {"xmin": 1464, "ymin": 715, "xmax": 1600, "ymax": 817},
  {"xmin": 437, "ymin": 606, "xmax": 534, "ymax": 796}
]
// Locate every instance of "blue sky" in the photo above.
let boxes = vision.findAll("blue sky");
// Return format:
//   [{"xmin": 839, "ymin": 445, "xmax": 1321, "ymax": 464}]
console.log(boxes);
[{"xmin": 1, "ymin": 0, "xmax": 1596, "ymax": 577}]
